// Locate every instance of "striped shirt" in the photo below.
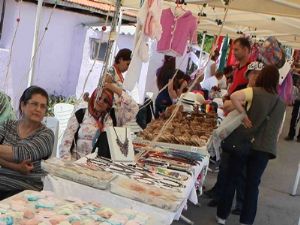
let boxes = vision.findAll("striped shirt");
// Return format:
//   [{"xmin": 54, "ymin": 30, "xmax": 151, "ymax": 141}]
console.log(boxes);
[{"xmin": 0, "ymin": 120, "xmax": 54, "ymax": 191}]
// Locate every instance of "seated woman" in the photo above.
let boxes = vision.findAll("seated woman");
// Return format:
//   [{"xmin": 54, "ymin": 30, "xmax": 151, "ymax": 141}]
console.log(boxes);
[
  {"xmin": 0, "ymin": 86, "xmax": 54, "ymax": 200},
  {"xmin": 59, "ymin": 82, "xmax": 139, "ymax": 160},
  {"xmin": 155, "ymin": 70, "xmax": 190, "ymax": 118}
]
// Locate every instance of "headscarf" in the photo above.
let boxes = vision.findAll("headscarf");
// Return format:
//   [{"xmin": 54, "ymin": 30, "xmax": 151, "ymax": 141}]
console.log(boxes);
[
  {"xmin": 0, "ymin": 92, "xmax": 16, "ymax": 124},
  {"xmin": 88, "ymin": 88, "xmax": 113, "ymax": 130}
]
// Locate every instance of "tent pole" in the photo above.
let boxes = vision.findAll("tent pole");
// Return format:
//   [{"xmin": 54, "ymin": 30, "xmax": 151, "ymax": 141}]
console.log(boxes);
[
  {"xmin": 0, "ymin": 0, "xmax": 6, "ymax": 39},
  {"xmin": 28, "ymin": 0, "xmax": 44, "ymax": 87},
  {"xmin": 110, "ymin": 8, "xmax": 123, "ymax": 66},
  {"xmin": 199, "ymin": 33, "xmax": 206, "ymax": 68},
  {"xmin": 97, "ymin": 0, "xmax": 122, "ymax": 88}
]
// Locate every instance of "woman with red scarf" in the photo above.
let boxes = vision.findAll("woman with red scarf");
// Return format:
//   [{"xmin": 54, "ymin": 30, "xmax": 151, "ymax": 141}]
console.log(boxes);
[{"xmin": 59, "ymin": 82, "xmax": 138, "ymax": 160}]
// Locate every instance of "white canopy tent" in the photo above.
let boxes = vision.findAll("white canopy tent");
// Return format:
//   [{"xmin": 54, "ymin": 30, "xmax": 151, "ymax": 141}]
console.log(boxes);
[
  {"xmin": 16, "ymin": 0, "xmax": 300, "ymax": 99},
  {"xmin": 60, "ymin": 0, "xmax": 300, "ymax": 48},
  {"xmin": 183, "ymin": 0, "xmax": 300, "ymax": 48}
]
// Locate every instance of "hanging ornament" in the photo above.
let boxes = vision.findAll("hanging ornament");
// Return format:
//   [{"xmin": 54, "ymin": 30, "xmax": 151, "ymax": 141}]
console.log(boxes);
[{"xmin": 102, "ymin": 26, "xmax": 107, "ymax": 31}]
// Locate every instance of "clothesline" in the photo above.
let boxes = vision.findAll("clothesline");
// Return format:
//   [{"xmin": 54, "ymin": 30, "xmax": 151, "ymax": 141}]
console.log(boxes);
[
  {"xmin": 78, "ymin": 5, "xmax": 112, "ymax": 101},
  {"xmin": 96, "ymin": 0, "xmax": 122, "ymax": 100},
  {"xmin": 4, "ymin": 0, "xmax": 22, "ymax": 93},
  {"xmin": 3, "ymin": 0, "xmax": 57, "ymax": 97}
]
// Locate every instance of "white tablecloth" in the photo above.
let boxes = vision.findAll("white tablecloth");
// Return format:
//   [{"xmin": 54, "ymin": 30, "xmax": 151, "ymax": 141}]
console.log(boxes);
[{"xmin": 43, "ymin": 156, "xmax": 209, "ymax": 225}]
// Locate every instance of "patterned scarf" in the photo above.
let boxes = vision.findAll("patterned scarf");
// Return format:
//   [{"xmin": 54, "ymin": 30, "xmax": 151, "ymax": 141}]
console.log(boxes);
[{"xmin": 88, "ymin": 88, "xmax": 113, "ymax": 131}]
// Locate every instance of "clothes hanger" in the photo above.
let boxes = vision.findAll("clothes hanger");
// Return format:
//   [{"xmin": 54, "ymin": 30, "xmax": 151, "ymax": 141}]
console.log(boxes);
[
  {"xmin": 174, "ymin": 0, "xmax": 186, "ymax": 17},
  {"xmin": 175, "ymin": 2, "xmax": 185, "ymax": 11}
]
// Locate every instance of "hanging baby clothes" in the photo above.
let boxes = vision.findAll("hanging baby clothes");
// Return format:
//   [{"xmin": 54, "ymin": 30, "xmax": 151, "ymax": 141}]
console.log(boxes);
[
  {"xmin": 278, "ymin": 72, "xmax": 293, "ymax": 105},
  {"xmin": 259, "ymin": 36, "xmax": 286, "ymax": 69},
  {"xmin": 216, "ymin": 36, "xmax": 224, "ymax": 52},
  {"xmin": 157, "ymin": 8, "xmax": 198, "ymax": 56},
  {"xmin": 249, "ymin": 42, "xmax": 260, "ymax": 62},
  {"xmin": 218, "ymin": 35, "xmax": 229, "ymax": 72},
  {"xmin": 227, "ymin": 40, "xmax": 237, "ymax": 66},
  {"xmin": 123, "ymin": 0, "xmax": 162, "ymax": 91},
  {"xmin": 279, "ymin": 59, "xmax": 294, "ymax": 85}
]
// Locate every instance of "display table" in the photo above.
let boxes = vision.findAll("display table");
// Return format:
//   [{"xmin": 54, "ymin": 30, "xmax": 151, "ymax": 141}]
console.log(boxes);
[
  {"xmin": 43, "ymin": 155, "xmax": 209, "ymax": 225},
  {"xmin": 0, "ymin": 190, "xmax": 151, "ymax": 224}
]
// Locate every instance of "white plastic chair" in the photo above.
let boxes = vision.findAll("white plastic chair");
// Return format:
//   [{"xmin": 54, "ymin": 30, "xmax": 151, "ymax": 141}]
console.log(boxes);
[
  {"xmin": 53, "ymin": 103, "xmax": 74, "ymax": 155},
  {"xmin": 291, "ymin": 162, "xmax": 300, "ymax": 196},
  {"xmin": 43, "ymin": 117, "xmax": 59, "ymax": 158}
]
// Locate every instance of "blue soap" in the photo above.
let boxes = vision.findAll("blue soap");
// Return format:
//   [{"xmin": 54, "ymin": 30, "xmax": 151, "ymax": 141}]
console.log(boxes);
[{"xmin": 0, "ymin": 216, "xmax": 14, "ymax": 225}]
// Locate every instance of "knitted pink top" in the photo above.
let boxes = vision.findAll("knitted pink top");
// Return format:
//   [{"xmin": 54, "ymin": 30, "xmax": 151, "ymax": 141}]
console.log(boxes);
[{"xmin": 157, "ymin": 8, "xmax": 198, "ymax": 56}]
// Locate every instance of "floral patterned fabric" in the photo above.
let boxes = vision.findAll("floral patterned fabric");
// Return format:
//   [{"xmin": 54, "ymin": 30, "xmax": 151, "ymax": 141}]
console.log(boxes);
[
  {"xmin": 107, "ymin": 66, "xmax": 124, "ymax": 88},
  {"xmin": 59, "ymin": 91, "xmax": 139, "ymax": 160}
]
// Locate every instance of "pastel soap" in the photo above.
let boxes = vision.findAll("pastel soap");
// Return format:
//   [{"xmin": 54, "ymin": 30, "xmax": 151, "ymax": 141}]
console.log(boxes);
[{"xmin": 23, "ymin": 210, "xmax": 35, "ymax": 219}]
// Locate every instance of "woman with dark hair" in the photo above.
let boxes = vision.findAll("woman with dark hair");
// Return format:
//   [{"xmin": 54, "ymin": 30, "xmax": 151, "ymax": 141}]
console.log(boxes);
[
  {"xmin": 59, "ymin": 81, "xmax": 139, "ymax": 160},
  {"xmin": 156, "ymin": 55, "xmax": 176, "ymax": 90},
  {"xmin": 106, "ymin": 48, "xmax": 132, "ymax": 88},
  {"xmin": 216, "ymin": 65, "xmax": 286, "ymax": 225},
  {"xmin": 0, "ymin": 86, "xmax": 54, "ymax": 200},
  {"xmin": 155, "ymin": 69, "xmax": 190, "ymax": 118}
]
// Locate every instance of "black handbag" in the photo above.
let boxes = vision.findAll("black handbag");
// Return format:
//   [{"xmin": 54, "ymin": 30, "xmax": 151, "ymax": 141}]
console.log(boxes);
[
  {"xmin": 221, "ymin": 126, "xmax": 253, "ymax": 156},
  {"xmin": 221, "ymin": 97, "xmax": 279, "ymax": 156}
]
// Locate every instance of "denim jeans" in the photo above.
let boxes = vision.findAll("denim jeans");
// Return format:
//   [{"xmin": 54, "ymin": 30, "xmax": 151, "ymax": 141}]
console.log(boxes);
[
  {"xmin": 288, "ymin": 99, "xmax": 300, "ymax": 139},
  {"xmin": 214, "ymin": 152, "xmax": 245, "ymax": 210},
  {"xmin": 217, "ymin": 150, "xmax": 269, "ymax": 225}
]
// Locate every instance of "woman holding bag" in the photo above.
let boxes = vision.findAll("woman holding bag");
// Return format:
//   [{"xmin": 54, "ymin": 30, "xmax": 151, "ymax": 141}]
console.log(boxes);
[
  {"xmin": 216, "ymin": 65, "xmax": 286, "ymax": 225},
  {"xmin": 206, "ymin": 62, "xmax": 263, "ymax": 212}
]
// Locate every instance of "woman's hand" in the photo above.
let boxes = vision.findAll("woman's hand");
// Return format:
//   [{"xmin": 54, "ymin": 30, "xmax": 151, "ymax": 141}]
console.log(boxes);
[
  {"xmin": 105, "ymin": 75, "xmax": 114, "ymax": 83},
  {"xmin": 180, "ymin": 80, "xmax": 188, "ymax": 89},
  {"xmin": 223, "ymin": 100, "xmax": 235, "ymax": 113},
  {"xmin": 177, "ymin": 80, "xmax": 188, "ymax": 97},
  {"xmin": 103, "ymin": 83, "xmax": 122, "ymax": 96},
  {"xmin": 168, "ymin": 79, "xmax": 178, "ymax": 100},
  {"xmin": 230, "ymin": 90, "xmax": 247, "ymax": 114},
  {"xmin": 18, "ymin": 160, "xmax": 34, "ymax": 175},
  {"xmin": 195, "ymin": 71, "xmax": 204, "ymax": 83},
  {"xmin": 242, "ymin": 115, "xmax": 253, "ymax": 128}
]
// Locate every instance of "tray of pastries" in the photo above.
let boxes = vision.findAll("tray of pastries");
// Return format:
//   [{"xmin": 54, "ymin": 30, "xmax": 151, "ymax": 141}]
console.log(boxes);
[{"xmin": 138, "ymin": 105, "xmax": 216, "ymax": 147}]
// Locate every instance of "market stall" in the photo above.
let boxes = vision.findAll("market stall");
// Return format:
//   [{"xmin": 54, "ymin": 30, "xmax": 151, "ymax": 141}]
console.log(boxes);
[
  {"xmin": 42, "ymin": 143, "xmax": 210, "ymax": 224},
  {"xmin": 2, "ymin": 0, "xmax": 299, "ymax": 224}
]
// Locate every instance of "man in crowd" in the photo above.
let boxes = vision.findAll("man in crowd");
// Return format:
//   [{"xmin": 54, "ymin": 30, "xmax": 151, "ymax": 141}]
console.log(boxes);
[
  {"xmin": 206, "ymin": 37, "xmax": 252, "ymax": 215},
  {"xmin": 285, "ymin": 80, "xmax": 300, "ymax": 142},
  {"xmin": 228, "ymin": 37, "xmax": 251, "ymax": 95}
]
